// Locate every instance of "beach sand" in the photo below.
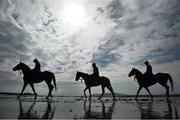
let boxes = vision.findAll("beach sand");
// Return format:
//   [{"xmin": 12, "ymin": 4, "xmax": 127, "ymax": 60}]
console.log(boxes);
[{"xmin": 0, "ymin": 94, "xmax": 179, "ymax": 119}]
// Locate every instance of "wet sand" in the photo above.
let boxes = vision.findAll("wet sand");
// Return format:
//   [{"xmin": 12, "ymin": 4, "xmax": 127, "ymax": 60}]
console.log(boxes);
[{"xmin": 0, "ymin": 94, "xmax": 179, "ymax": 119}]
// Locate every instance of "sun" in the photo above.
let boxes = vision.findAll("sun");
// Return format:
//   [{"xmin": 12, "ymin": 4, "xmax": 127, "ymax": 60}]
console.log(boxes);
[{"xmin": 60, "ymin": 3, "xmax": 88, "ymax": 28}]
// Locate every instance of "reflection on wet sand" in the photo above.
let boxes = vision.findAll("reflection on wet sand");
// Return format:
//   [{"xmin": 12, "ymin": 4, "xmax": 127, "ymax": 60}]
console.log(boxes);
[
  {"xmin": 5, "ymin": 96, "xmax": 178, "ymax": 119},
  {"xmin": 137, "ymin": 100, "xmax": 179, "ymax": 119},
  {"xmin": 18, "ymin": 99, "xmax": 55, "ymax": 119},
  {"xmin": 83, "ymin": 100, "xmax": 115, "ymax": 119}
]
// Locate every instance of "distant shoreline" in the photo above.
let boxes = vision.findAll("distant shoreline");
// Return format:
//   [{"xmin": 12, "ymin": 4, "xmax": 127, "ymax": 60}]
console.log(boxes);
[{"xmin": 0, "ymin": 92, "xmax": 180, "ymax": 97}]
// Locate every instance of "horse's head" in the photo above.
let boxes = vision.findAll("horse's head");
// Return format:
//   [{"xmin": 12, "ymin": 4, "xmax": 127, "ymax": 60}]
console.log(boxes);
[
  {"xmin": 12, "ymin": 61, "xmax": 24, "ymax": 71},
  {"xmin": 128, "ymin": 68, "xmax": 138, "ymax": 77},
  {"xmin": 75, "ymin": 72, "xmax": 81, "ymax": 81}
]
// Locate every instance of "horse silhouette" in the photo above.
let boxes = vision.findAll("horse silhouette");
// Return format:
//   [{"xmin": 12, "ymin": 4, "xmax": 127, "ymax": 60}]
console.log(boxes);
[
  {"xmin": 75, "ymin": 71, "xmax": 115, "ymax": 99},
  {"xmin": 12, "ymin": 61, "xmax": 57, "ymax": 98},
  {"xmin": 128, "ymin": 68, "xmax": 173, "ymax": 100}
]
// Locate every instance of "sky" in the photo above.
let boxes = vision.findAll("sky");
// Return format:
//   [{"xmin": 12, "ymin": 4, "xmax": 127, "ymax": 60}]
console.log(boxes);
[{"xmin": 0, "ymin": 0, "xmax": 180, "ymax": 96}]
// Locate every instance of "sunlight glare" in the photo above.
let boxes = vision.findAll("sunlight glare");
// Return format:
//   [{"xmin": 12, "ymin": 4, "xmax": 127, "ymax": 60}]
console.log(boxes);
[{"xmin": 61, "ymin": 3, "xmax": 88, "ymax": 28}]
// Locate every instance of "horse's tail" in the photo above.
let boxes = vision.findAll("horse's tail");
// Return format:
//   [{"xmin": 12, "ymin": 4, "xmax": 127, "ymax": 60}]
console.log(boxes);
[
  {"xmin": 168, "ymin": 74, "xmax": 173, "ymax": 92},
  {"xmin": 52, "ymin": 74, "xmax": 57, "ymax": 91}
]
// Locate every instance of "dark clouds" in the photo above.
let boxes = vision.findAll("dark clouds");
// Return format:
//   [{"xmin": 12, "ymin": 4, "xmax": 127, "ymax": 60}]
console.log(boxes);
[
  {"xmin": 0, "ymin": 21, "xmax": 32, "ymax": 64},
  {"xmin": 92, "ymin": 34, "xmax": 124, "ymax": 67},
  {"xmin": 107, "ymin": 0, "xmax": 124, "ymax": 19},
  {"xmin": 96, "ymin": 0, "xmax": 180, "ymax": 65}
]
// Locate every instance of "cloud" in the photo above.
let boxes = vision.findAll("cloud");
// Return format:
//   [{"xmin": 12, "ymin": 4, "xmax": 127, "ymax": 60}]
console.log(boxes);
[
  {"xmin": 107, "ymin": 0, "xmax": 124, "ymax": 19},
  {"xmin": 92, "ymin": 33, "xmax": 124, "ymax": 67},
  {"xmin": 93, "ymin": 0, "xmax": 180, "ymax": 65},
  {"xmin": 0, "ymin": 21, "xmax": 33, "ymax": 71}
]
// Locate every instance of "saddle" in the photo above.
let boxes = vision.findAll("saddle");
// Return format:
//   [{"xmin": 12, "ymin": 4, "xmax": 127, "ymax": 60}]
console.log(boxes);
[
  {"xmin": 89, "ymin": 74, "xmax": 100, "ymax": 81},
  {"xmin": 143, "ymin": 73, "xmax": 154, "ymax": 81},
  {"xmin": 31, "ymin": 70, "xmax": 42, "ymax": 78}
]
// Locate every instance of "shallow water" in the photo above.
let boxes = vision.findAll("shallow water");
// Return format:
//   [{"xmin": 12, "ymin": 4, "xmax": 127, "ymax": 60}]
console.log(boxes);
[{"xmin": 0, "ymin": 94, "xmax": 179, "ymax": 119}]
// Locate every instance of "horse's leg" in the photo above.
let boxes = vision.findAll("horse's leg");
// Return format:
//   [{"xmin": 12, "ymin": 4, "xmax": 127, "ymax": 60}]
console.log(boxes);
[
  {"xmin": 163, "ymin": 85, "xmax": 169, "ymax": 100},
  {"xmin": 107, "ymin": 85, "xmax": 115, "ymax": 100},
  {"xmin": 30, "ymin": 84, "xmax": 37, "ymax": 98},
  {"xmin": 98, "ymin": 85, "xmax": 105, "ymax": 100},
  {"xmin": 144, "ymin": 87, "xmax": 153, "ymax": 101},
  {"xmin": 89, "ymin": 87, "xmax": 91, "ymax": 100},
  {"xmin": 158, "ymin": 81, "xmax": 169, "ymax": 100},
  {"xmin": 84, "ymin": 87, "xmax": 88, "ymax": 98},
  {"xmin": 45, "ymin": 80, "xmax": 54, "ymax": 99},
  {"xmin": 18, "ymin": 83, "xmax": 27, "ymax": 98},
  {"xmin": 48, "ymin": 82, "xmax": 54, "ymax": 98},
  {"xmin": 166, "ymin": 85, "xmax": 170, "ymax": 99},
  {"xmin": 135, "ymin": 86, "xmax": 142, "ymax": 100},
  {"xmin": 45, "ymin": 81, "xmax": 51, "ymax": 99}
]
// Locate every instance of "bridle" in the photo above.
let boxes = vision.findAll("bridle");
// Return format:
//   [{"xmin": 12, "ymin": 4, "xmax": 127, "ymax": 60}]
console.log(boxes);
[
  {"xmin": 79, "ymin": 78, "xmax": 83, "ymax": 83},
  {"xmin": 18, "ymin": 70, "xmax": 23, "ymax": 78},
  {"xmin": 134, "ymin": 76, "xmax": 137, "ymax": 82}
]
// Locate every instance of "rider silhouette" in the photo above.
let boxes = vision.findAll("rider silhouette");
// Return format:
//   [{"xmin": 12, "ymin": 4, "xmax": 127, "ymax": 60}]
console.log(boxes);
[
  {"xmin": 33, "ymin": 58, "xmax": 41, "ymax": 73},
  {"xmin": 144, "ymin": 61, "xmax": 153, "ymax": 80},
  {"xmin": 91, "ymin": 63, "xmax": 100, "ymax": 80}
]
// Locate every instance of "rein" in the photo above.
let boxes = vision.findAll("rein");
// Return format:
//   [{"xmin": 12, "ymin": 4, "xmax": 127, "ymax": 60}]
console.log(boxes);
[
  {"xmin": 80, "ymin": 78, "xmax": 83, "ymax": 83},
  {"xmin": 134, "ymin": 76, "xmax": 137, "ymax": 82},
  {"xmin": 18, "ymin": 70, "xmax": 23, "ymax": 78}
]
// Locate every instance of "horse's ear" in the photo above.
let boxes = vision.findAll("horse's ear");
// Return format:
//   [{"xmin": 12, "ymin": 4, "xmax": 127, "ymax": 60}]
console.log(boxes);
[{"xmin": 20, "ymin": 61, "xmax": 22, "ymax": 63}]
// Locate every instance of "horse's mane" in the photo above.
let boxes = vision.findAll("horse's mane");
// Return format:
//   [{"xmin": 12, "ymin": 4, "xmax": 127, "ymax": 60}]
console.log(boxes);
[
  {"xmin": 21, "ymin": 62, "xmax": 31, "ymax": 71},
  {"xmin": 78, "ymin": 71, "xmax": 88, "ymax": 75},
  {"xmin": 134, "ymin": 68, "xmax": 143, "ymax": 75}
]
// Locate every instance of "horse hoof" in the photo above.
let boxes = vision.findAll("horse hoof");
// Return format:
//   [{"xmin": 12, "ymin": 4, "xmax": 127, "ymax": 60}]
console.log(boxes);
[
  {"xmin": 17, "ymin": 96, "xmax": 20, "ymax": 99},
  {"xmin": 167, "ymin": 99, "xmax": 171, "ymax": 103},
  {"xmin": 166, "ymin": 97, "xmax": 170, "ymax": 102}
]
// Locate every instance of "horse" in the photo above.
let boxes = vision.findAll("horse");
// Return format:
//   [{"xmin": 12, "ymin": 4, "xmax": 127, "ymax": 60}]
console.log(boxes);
[
  {"xmin": 75, "ymin": 71, "xmax": 115, "ymax": 99},
  {"xmin": 12, "ymin": 61, "xmax": 57, "ymax": 98},
  {"xmin": 128, "ymin": 68, "xmax": 173, "ymax": 100}
]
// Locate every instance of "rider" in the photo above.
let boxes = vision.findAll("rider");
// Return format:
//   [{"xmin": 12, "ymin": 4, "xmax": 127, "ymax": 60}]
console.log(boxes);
[
  {"xmin": 144, "ymin": 61, "xmax": 153, "ymax": 80},
  {"xmin": 91, "ymin": 63, "xmax": 100, "ymax": 80},
  {"xmin": 33, "ymin": 58, "xmax": 41, "ymax": 73}
]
